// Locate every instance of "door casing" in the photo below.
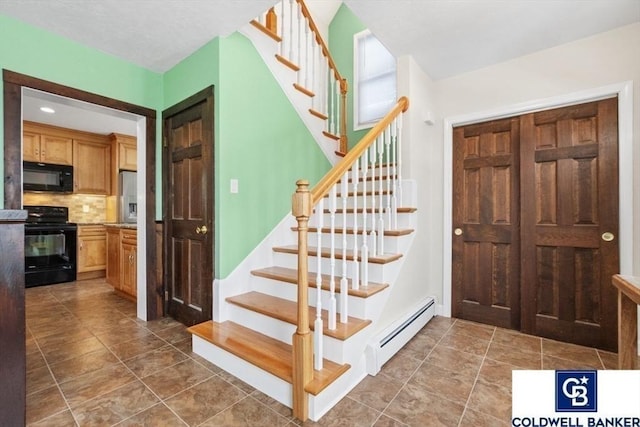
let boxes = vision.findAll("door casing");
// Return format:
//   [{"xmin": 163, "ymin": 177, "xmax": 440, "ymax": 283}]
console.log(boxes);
[{"xmin": 443, "ymin": 81, "xmax": 635, "ymax": 317}]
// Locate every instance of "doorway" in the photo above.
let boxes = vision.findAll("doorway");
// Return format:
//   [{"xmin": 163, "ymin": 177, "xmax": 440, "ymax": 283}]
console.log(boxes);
[
  {"xmin": 452, "ymin": 98, "xmax": 619, "ymax": 351},
  {"xmin": 162, "ymin": 87, "xmax": 214, "ymax": 326}
]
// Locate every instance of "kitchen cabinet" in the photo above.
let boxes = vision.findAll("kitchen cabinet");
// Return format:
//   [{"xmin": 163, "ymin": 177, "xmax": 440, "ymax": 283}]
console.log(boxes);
[
  {"xmin": 110, "ymin": 133, "xmax": 137, "ymax": 171},
  {"xmin": 77, "ymin": 225, "xmax": 106, "ymax": 280},
  {"xmin": 105, "ymin": 226, "xmax": 137, "ymax": 299},
  {"xmin": 106, "ymin": 227, "xmax": 120, "ymax": 287},
  {"xmin": 73, "ymin": 138, "xmax": 111, "ymax": 195},
  {"xmin": 23, "ymin": 123, "xmax": 73, "ymax": 165}
]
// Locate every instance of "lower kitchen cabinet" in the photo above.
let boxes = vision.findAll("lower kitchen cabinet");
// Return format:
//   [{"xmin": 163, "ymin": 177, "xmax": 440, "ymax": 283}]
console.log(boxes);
[
  {"xmin": 77, "ymin": 225, "xmax": 106, "ymax": 280},
  {"xmin": 105, "ymin": 226, "xmax": 137, "ymax": 299}
]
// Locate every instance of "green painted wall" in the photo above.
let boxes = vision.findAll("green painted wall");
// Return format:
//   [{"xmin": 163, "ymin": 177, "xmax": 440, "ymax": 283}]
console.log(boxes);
[
  {"xmin": 0, "ymin": 14, "xmax": 163, "ymax": 207},
  {"xmin": 164, "ymin": 32, "xmax": 330, "ymax": 278},
  {"xmin": 329, "ymin": 4, "xmax": 370, "ymax": 149}
]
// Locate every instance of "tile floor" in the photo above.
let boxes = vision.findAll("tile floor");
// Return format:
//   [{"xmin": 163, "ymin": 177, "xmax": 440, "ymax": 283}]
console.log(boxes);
[{"xmin": 25, "ymin": 279, "xmax": 635, "ymax": 426}]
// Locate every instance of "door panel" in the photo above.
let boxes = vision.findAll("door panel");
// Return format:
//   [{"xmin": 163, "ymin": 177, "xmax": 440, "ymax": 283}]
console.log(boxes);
[
  {"xmin": 521, "ymin": 98, "xmax": 618, "ymax": 351},
  {"xmin": 452, "ymin": 117, "xmax": 521, "ymax": 330},
  {"xmin": 164, "ymin": 88, "xmax": 214, "ymax": 326},
  {"xmin": 452, "ymin": 98, "xmax": 618, "ymax": 351}
]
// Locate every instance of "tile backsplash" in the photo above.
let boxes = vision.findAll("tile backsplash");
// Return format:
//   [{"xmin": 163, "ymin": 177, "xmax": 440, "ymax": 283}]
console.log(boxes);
[{"xmin": 23, "ymin": 193, "xmax": 113, "ymax": 223}]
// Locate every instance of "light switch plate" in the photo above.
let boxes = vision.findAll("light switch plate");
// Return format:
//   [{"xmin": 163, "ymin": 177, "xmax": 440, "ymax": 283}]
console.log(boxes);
[{"xmin": 230, "ymin": 179, "xmax": 238, "ymax": 194}]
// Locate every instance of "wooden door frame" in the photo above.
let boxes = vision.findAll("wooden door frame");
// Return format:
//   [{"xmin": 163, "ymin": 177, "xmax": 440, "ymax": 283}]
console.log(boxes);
[
  {"xmin": 442, "ymin": 81, "xmax": 635, "ymax": 318},
  {"xmin": 2, "ymin": 69, "xmax": 162, "ymax": 319}
]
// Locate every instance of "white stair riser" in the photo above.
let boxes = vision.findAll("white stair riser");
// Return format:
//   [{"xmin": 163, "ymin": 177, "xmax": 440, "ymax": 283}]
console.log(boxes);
[
  {"xmin": 250, "ymin": 274, "xmax": 389, "ymax": 320},
  {"xmin": 225, "ymin": 303, "xmax": 354, "ymax": 364},
  {"xmin": 315, "ymin": 212, "xmax": 413, "ymax": 229},
  {"xmin": 307, "ymin": 232, "xmax": 412, "ymax": 254}
]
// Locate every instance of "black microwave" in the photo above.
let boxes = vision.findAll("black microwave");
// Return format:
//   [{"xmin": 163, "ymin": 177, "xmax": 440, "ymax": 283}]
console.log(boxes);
[{"xmin": 23, "ymin": 161, "xmax": 74, "ymax": 193}]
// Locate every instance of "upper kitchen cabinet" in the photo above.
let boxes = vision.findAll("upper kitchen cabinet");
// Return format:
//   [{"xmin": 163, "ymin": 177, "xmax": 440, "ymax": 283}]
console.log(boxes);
[
  {"xmin": 110, "ymin": 133, "xmax": 137, "ymax": 171},
  {"xmin": 73, "ymin": 137, "xmax": 111, "ymax": 195},
  {"xmin": 23, "ymin": 121, "xmax": 73, "ymax": 165}
]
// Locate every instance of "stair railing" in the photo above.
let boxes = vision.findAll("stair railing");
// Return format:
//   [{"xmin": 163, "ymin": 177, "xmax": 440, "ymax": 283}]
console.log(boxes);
[
  {"xmin": 252, "ymin": 0, "xmax": 349, "ymax": 153},
  {"xmin": 291, "ymin": 97, "xmax": 409, "ymax": 421}
]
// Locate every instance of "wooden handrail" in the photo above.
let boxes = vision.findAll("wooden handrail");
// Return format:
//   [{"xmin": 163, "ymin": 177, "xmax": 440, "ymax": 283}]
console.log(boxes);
[
  {"xmin": 296, "ymin": 0, "xmax": 344, "ymax": 88},
  {"xmin": 311, "ymin": 96, "xmax": 409, "ymax": 204}
]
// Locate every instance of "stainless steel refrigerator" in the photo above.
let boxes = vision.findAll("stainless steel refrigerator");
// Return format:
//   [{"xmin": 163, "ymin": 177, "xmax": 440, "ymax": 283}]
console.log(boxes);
[{"xmin": 118, "ymin": 171, "xmax": 137, "ymax": 223}]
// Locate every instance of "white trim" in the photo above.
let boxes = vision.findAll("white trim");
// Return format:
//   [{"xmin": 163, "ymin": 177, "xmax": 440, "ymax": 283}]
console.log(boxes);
[
  {"xmin": 442, "ymin": 81, "xmax": 634, "ymax": 318},
  {"xmin": 135, "ymin": 118, "xmax": 147, "ymax": 321}
]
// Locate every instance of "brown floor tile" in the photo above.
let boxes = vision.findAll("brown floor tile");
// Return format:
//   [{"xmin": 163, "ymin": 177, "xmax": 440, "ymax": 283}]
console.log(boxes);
[
  {"xmin": 26, "ymin": 385, "xmax": 69, "ymax": 424},
  {"xmin": 29, "ymin": 409, "xmax": 77, "ymax": 426},
  {"xmin": 459, "ymin": 407, "xmax": 509, "ymax": 427},
  {"xmin": 598, "ymin": 350, "xmax": 618, "ymax": 369},
  {"xmin": 142, "ymin": 359, "xmax": 215, "ymax": 400},
  {"xmin": 41, "ymin": 335, "xmax": 107, "ymax": 365},
  {"xmin": 71, "ymin": 380, "xmax": 159, "ymax": 426},
  {"xmin": 426, "ymin": 345, "xmax": 483, "ymax": 377},
  {"xmin": 379, "ymin": 351, "xmax": 422, "ymax": 383},
  {"xmin": 478, "ymin": 358, "xmax": 516, "ymax": 389},
  {"xmin": 125, "ymin": 344, "xmax": 188, "ymax": 378},
  {"xmin": 348, "ymin": 372, "xmax": 404, "ymax": 411},
  {"xmin": 486, "ymin": 341, "xmax": 542, "ymax": 369},
  {"xmin": 542, "ymin": 354, "xmax": 603, "ymax": 370},
  {"xmin": 492, "ymin": 328, "xmax": 541, "ymax": 354},
  {"xmin": 34, "ymin": 327, "xmax": 94, "ymax": 350},
  {"xmin": 438, "ymin": 331, "xmax": 491, "ymax": 356},
  {"xmin": 396, "ymin": 333, "xmax": 439, "ymax": 361},
  {"xmin": 301, "ymin": 397, "xmax": 381, "ymax": 427},
  {"xmin": 542, "ymin": 338, "xmax": 603, "ymax": 367},
  {"xmin": 117, "ymin": 403, "xmax": 188, "ymax": 426},
  {"xmin": 408, "ymin": 361, "xmax": 475, "ymax": 405},
  {"xmin": 153, "ymin": 324, "xmax": 191, "ymax": 344},
  {"xmin": 449, "ymin": 319, "xmax": 496, "ymax": 340},
  {"xmin": 384, "ymin": 382, "xmax": 464, "ymax": 427},
  {"xmin": 218, "ymin": 370, "xmax": 256, "ymax": 394},
  {"xmin": 199, "ymin": 396, "xmax": 291, "ymax": 426},
  {"xmin": 49, "ymin": 348, "xmax": 119, "ymax": 384},
  {"xmin": 144, "ymin": 316, "xmax": 184, "ymax": 332},
  {"xmin": 59, "ymin": 362, "xmax": 136, "ymax": 408},
  {"xmin": 27, "ymin": 349, "xmax": 48, "ymax": 372},
  {"xmin": 419, "ymin": 316, "xmax": 455, "ymax": 337},
  {"xmin": 107, "ymin": 334, "xmax": 166, "ymax": 361},
  {"xmin": 95, "ymin": 323, "xmax": 155, "ymax": 347},
  {"xmin": 26, "ymin": 365, "xmax": 57, "ymax": 396},
  {"xmin": 466, "ymin": 376, "xmax": 511, "ymax": 421},
  {"xmin": 165, "ymin": 376, "xmax": 246, "ymax": 426},
  {"xmin": 250, "ymin": 390, "xmax": 295, "ymax": 421},
  {"xmin": 373, "ymin": 415, "xmax": 408, "ymax": 426}
]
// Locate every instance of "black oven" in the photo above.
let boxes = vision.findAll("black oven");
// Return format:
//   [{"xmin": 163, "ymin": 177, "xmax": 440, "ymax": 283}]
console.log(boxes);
[
  {"xmin": 24, "ymin": 206, "xmax": 77, "ymax": 287},
  {"xmin": 23, "ymin": 161, "xmax": 74, "ymax": 193}
]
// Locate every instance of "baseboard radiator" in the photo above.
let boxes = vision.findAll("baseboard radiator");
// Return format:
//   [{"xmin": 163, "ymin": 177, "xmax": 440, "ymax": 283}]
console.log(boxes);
[{"xmin": 365, "ymin": 297, "xmax": 435, "ymax": 375}]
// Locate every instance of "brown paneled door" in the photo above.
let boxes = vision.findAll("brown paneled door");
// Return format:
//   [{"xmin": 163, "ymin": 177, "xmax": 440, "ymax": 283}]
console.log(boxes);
[
  {"xmin": 453, "ymin": 98, "xmax": 619, "ymax": 351},
  {"xmin": 164, "ymin": 88, "xmax": 214, "ymax": 326}
]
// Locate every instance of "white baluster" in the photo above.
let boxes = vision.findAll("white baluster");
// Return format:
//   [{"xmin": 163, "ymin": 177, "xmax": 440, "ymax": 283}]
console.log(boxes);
[
  {"xmin": 340, "ymin": 172, "xmax": 348, "ymax": 324},
  {"xmin": 288, "ymin": 0, "xmax": 294, "ymax": 60},
  {"xmin": 297, "ymin": 2, "xmax": 302, "ymax": 80},
  {"xmin": 351, "ymin": 163, "xmax": 360, "ymax": 291},
  {"xmin": 360, "ymin": 150, "xmax": 369, "ymax": 289},
  {"xmin": 314, "ymin": 197, "xmax": 324, "ymax": 370},
  {"xmin": 377, "ymin": 132, "xmax": 385, "ymax": 255},
  {"xmin": 328, "ymin": 186, "xmax": 337, "ymax": 330},
  {"xmin": 310, "ymin": 38, "xmax": 316, "ymax": 110},
  {"xmin": 385, "ymin": 124, "xmax": 392, "ymax": 230},
  {"xmin": 279, "ymin": 0, "xmax": 285, "ymax": 57},
  {"xmin": 397, "ymin": 113, "xmax": 403, "ymax": 207},
  {"xmin": 304, "ymin": 19, "xmax": 310, "ymax": 89},
  {"xmin": 391, "ymin": 117, "xmax": 398, "ymax": 230},
  {"xmin": 369, "ymin": 140, "xmax": 378, "ymax": 256}
]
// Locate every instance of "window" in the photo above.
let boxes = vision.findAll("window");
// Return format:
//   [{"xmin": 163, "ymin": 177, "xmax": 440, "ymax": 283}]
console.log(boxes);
[{"xmin": 354, "ymin": 30, "xmax": 397, "ymax": 130}]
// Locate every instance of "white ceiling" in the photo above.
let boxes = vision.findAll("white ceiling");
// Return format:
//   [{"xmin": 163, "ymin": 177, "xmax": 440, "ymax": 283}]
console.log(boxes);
[
  {"xmin": 4, "ymin": 0, "xmax": 639, "ymax": 133},
  {"xmin": 1, "ymin": 0, "xmax": 637, "ymax": 79}
]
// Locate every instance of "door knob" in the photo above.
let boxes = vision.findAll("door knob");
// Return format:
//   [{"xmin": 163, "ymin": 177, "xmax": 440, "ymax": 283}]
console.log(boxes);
[
  {"xmin": 601, "ymin": 232, "xmax": 615, "ymax": 242},
  {"xmin": 454, "ymin": 228, "xmax": 463, "ymax": 236},
  {"xmin": 196, "ymin": 225, "xmax": 208, "ymax": 235}
]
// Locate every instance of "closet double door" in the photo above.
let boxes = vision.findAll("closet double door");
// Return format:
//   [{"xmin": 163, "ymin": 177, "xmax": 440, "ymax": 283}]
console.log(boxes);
[{"xmin": 452, "ymin": 98, "xmax": 619, "ymax": 351}]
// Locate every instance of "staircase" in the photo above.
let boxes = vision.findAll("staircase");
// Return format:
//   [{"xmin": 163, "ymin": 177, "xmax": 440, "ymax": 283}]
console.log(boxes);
[{"xmin": 188, "ymin": 1, "xmax": 432, "ymax": 422}]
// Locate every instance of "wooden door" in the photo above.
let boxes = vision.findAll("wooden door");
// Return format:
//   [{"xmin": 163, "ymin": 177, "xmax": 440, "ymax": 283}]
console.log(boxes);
[
  {"xmin": 452, "ymin": 117, "xmax": 521, "ymax": 330},
  {"xmin": 520, "ymin": 98, "xmax": 619, "ymax": 351},
  {"xmin": 452, "ymin": 98, "xmax": 619, "ymax": 351},
  {"xmin": 164, "ymin": 88, "xmax": 214, "ymax": 326}
]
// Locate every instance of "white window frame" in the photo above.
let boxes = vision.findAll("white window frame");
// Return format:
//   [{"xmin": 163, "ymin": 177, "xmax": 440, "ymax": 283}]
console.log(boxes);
[{"xmin": 353, "ymin": 29, "xmax": 397, "ymax": 131}]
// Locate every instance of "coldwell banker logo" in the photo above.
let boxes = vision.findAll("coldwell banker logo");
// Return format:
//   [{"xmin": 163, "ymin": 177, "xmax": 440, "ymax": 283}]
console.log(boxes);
[{"xmin": 555, "ymin": 370, "xmax": 597, "ymax": 412}]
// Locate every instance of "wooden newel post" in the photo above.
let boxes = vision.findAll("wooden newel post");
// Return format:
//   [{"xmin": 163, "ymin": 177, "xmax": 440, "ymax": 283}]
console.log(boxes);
[{"xmin": 292, "ymin": 179, "xmax": 313, "ymax": 421}]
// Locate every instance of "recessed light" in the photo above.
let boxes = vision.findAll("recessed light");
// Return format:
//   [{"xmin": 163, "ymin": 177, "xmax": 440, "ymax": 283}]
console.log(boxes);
[{"xmin": 40, "ymin": 106, "xmax": 55, "ymax": 114}]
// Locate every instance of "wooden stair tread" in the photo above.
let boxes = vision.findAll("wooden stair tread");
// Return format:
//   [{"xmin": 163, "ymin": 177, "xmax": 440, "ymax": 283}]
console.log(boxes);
[
  {"xmin": 293, "ymin": 83, "xmax": 315, "ymax": 97},
  {"xmin": 275, "ymin": 54, "xmax": 299, "ymax": 71},
  {"xmin": 273, "ymin": 245, "xmax": 402, "ymax": 264},
  {"xmin": 250, "ymin": 20, "xmax": 281, "ymax": 42},
  {"xmin": 309, "ymin": 108, "xmax": 328, "ymax": 120},
  {"xmin": 188, "ymin": 321, "xmax": 349, "ymax": 395},
  {"xmin": 323, "ymin": 131, "xmax": 340, "ymax": 141},
  {"xmin": 321, "ymin": 207, "xmax": 417, "ymax": 214},
  {"xmin": 298, "ymin": 226, "xmax": 414, "ymax": 237},
  {"xmin": 227, "ymin": 292, "xmax": 371, "ymax": 340},
  {"xmin": 252, "ymin": 266, "xmax": 388, "ymax": 298}
]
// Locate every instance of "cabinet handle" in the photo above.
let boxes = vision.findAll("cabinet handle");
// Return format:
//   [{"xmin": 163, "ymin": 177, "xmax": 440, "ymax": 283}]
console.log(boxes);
[{"xmin": 79, "ymin": 242, "xmax": 83, "ymax": 250}]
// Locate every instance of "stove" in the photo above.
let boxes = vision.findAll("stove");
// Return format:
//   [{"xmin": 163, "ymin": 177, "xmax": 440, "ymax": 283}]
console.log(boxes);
[{"xmin": 24, "ymin": 205, "xmax": 77, "ymax": 287}]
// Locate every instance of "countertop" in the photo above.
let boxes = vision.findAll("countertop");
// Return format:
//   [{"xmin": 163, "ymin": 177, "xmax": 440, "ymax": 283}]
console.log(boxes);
[{"xmin": 104, "ymin": 223, "xmax": 138, "ymax": 229}]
